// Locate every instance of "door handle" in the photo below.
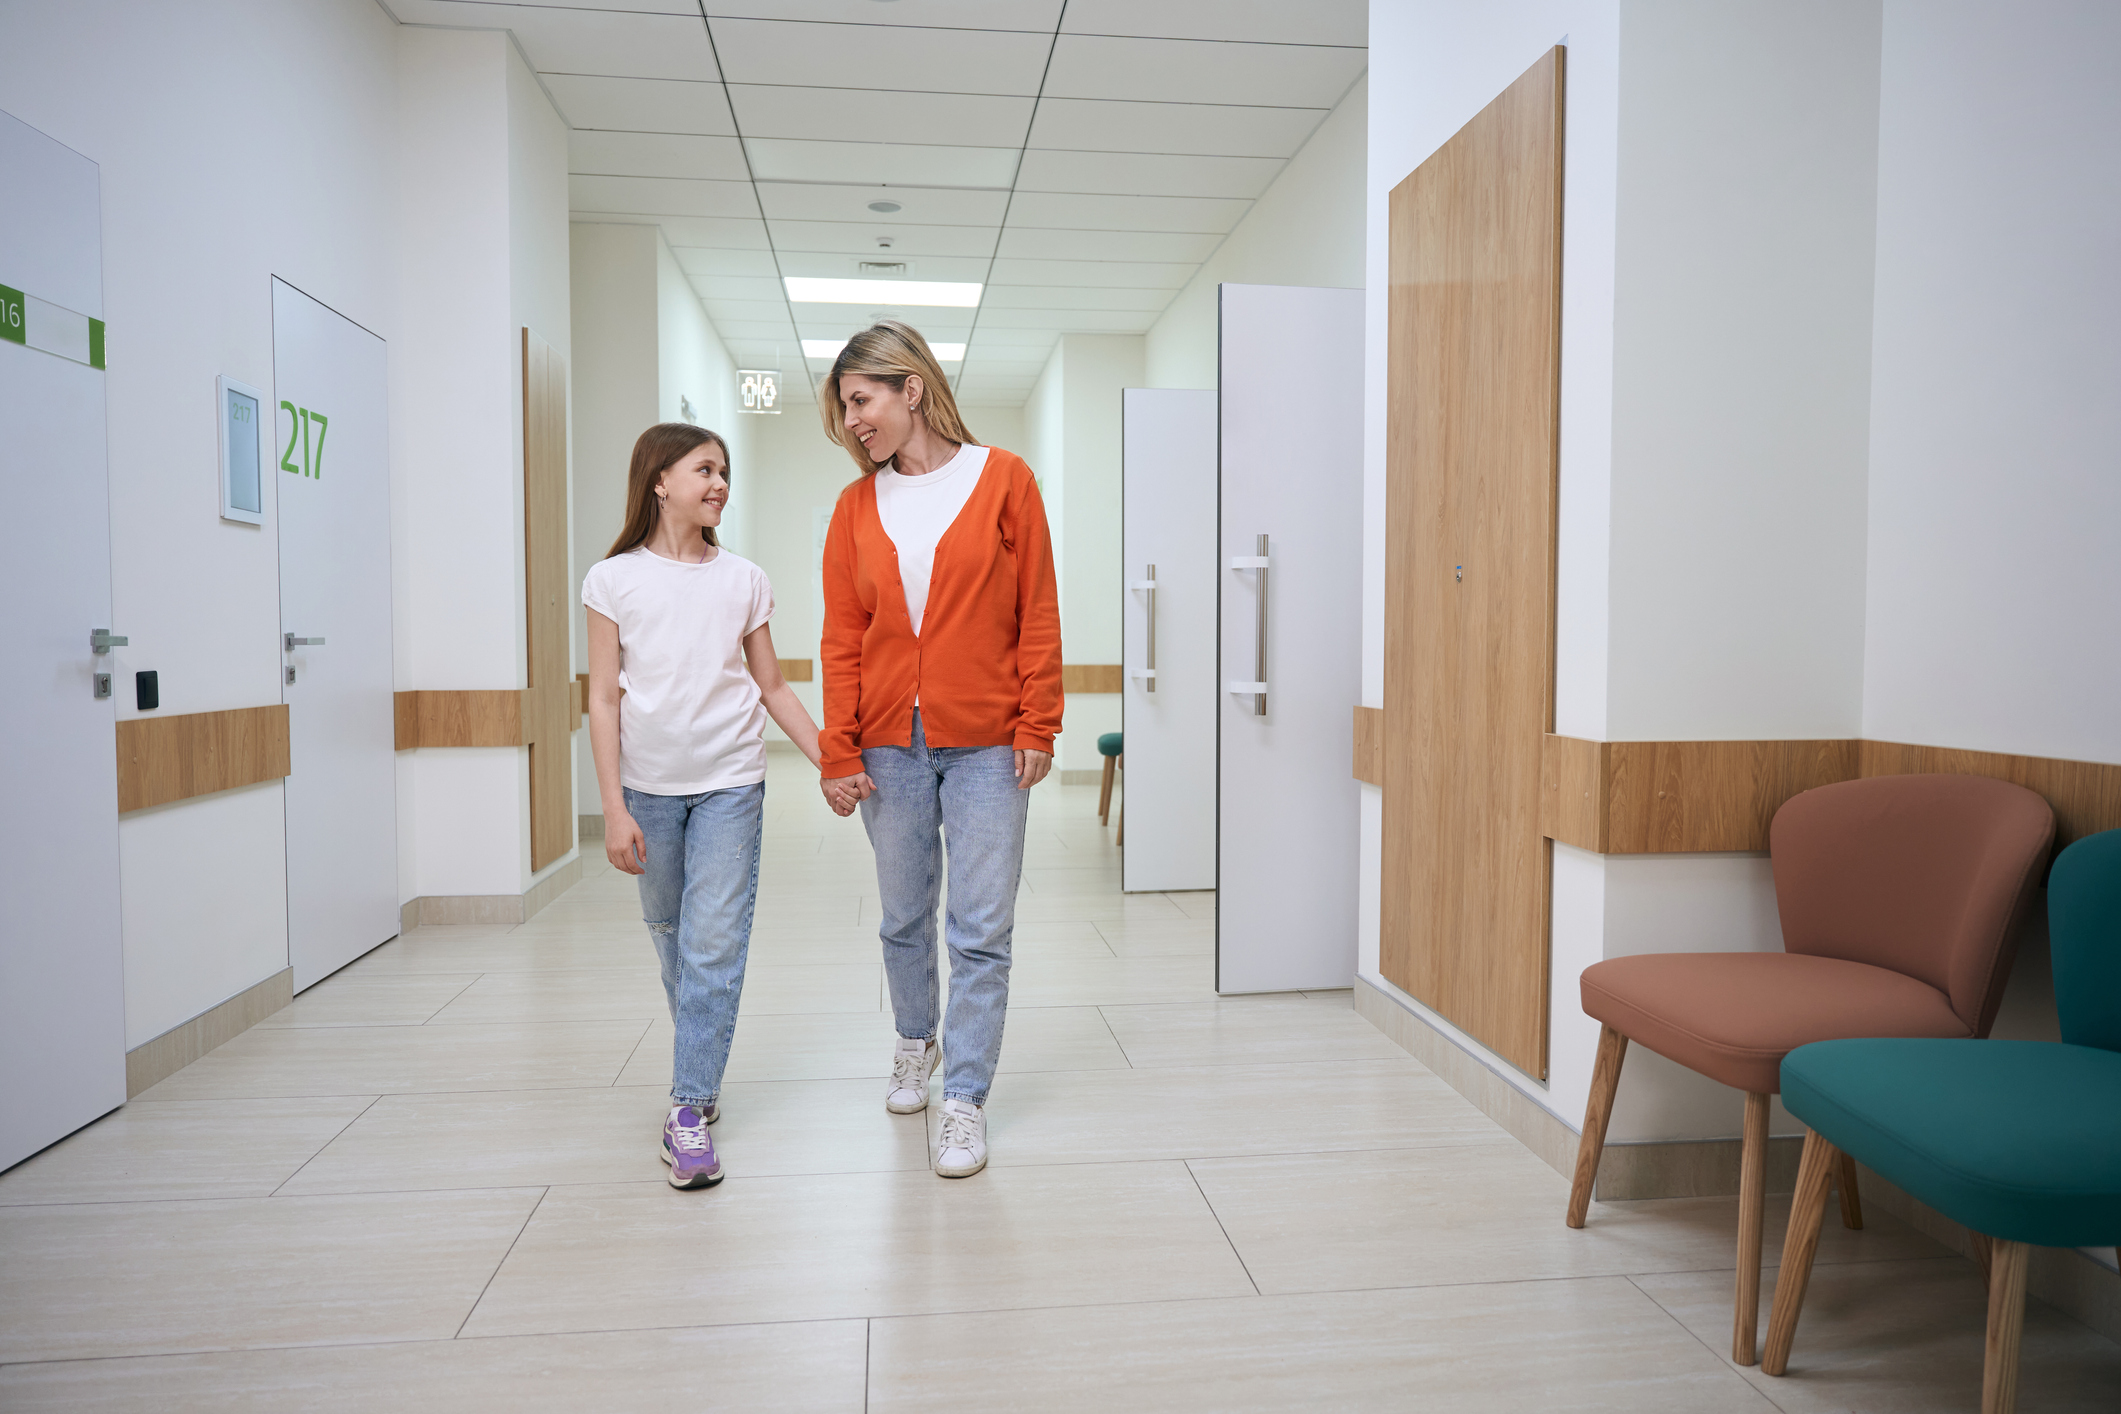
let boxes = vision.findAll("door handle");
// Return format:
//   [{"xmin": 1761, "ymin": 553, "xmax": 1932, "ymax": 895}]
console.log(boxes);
[
  {"xmin": 1227, "ymin": 535, "xmax": 1269, "ymax": 715},
  {"xmin": 90, "ymin": 629, "xmax": 128, "ymax": 654},
  {"xmin": 1129, "ymin": 566, "xmax": 1158, "ymax": 693},
  {"xmin": 284, "ymin": 634, "xmax": 326, "ymax": 650}
]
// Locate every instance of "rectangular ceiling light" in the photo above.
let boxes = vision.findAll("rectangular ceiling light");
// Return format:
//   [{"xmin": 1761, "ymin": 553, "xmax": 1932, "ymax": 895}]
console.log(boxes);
[
  {"xmin": 804, "ymin": 339, "xmax": 966, "ymax": 363},
  {"xmin": 785, "ymin": 277, "xmax": 982, "ymax": 307}
]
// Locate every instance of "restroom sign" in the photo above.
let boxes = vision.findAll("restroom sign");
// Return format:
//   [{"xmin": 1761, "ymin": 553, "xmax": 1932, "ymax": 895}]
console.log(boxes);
[{"xmin": 738, "ymin": 369, "xmax": 781, "ymax": 414}]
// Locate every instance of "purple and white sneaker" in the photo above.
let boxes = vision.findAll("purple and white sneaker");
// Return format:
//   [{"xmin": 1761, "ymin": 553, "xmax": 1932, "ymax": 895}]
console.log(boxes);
[{"xmin": 661, "ymin": 1104, "xmax": 723, "ymax": 1189}]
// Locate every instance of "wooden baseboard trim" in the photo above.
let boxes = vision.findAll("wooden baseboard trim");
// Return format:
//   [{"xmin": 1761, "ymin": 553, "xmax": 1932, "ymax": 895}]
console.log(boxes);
[
  {"xmin": 117, "ymin": 705, "xmax": 291, "ymax": 813},
  {"xmin": 1061, "ymin": 663, "xmax": 1123, "ymax": 694},
  {"xmin": 578, "ymin": 813, "xmax": 606, "ymax": 840},
  {"xmin": 1059, "ymin": 768, "xmax": 1107, "ymax": 786},
  {"xmin": 400, "ymin": 855, "xmax": 582, "ymax": 927},
  {"xmin": 126, "ymin": 967, "xmax": 293, "ymax": 1097},
  {"xmin": 1538, "ymin": 735, "xmax": 2121, "ymax": 855},
  {"xmin": 1354, "ymin": 975, "xmax": 1805, "ymax": 1200}
]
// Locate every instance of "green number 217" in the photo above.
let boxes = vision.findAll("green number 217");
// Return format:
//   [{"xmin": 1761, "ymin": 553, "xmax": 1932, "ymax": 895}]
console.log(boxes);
[{"xmin": 279, "ymin": 401, "xmax": 329, "ymax": 478}]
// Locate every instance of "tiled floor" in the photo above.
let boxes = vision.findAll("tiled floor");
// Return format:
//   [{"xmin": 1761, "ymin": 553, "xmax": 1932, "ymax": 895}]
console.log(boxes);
[{"xmin": 4, "ymin": 756, "xmax": 2118, "ymax": 1410}]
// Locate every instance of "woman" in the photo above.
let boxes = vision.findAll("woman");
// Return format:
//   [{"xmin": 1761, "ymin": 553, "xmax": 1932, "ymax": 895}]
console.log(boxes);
[
  {"xmin": 584, "ymin": 423, "xmax": 842, "ymax": 1190},
  {"xmin": 816, "ymin": 321, "xmax": 1062, "ymax": 1178}
]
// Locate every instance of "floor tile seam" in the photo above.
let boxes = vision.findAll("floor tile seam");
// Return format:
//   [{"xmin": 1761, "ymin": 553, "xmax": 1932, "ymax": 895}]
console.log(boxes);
[
  {"xmin": 1619, "ymin": 1272, "xmax": 1797, "ymax": 1411},
  {"xmin": 0, "ymin": 1183, "xmax": 554, "ymax": 1213},
  {"xmin": 1182, "ymin": 1158, "xmax": 1261, "ymax": 1296},
  {"xmin": 456, "ymin": 1185, "xmax": 550, "ymax": 1340},
  {"xmin": 266, "ymin": 1093, "xmax": 386, "ymax": 1198},
  {"xmin": 608, "ymin": 1019, "xmax": 656, "ymax": 1087},
  {"xmin": 1090, "ymin": 1005, "xmax": 1137, "ymax": 1067}
]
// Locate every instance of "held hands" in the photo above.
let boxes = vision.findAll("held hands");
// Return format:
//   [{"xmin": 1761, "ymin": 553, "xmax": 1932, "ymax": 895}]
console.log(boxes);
[
  {"xmin": 607, "ymin": 813, "xmax": 648, "ymax": 875},
  {"xmin": 821, "ymin": 771, "xmax": 875, "ymax": 816}
]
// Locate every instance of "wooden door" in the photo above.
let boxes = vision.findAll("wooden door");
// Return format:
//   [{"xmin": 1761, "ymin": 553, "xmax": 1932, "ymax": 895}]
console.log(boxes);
[
  {"xmin": 523, "ymin": 328, "xmax": 573, "ymax": 871},
  {"xmin": 1382, "ymin": 49, "xmax": 1565, "ymax": 1078}
]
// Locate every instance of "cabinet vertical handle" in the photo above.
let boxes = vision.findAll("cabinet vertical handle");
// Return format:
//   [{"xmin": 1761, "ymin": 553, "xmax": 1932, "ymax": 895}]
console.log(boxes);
[
  {"xmin": 1129, "ymin": 567, "xmax": 1159, "ymax": 692},
  {"xmin": 1253, "ymin": 534, "xmax": 1269, "ymax": 716}
]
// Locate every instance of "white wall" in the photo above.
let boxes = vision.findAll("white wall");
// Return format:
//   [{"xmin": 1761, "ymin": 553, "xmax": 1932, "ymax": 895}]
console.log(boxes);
[
  {"xmin": 1859, "ymin": 0, "xmax": 2121, "ymax": 766},
  {"xmin": 1143, "ymin": 75, "xmax": 1369, "ymax": 391},
  {"xmin": 0, "ymin": 0, "xmax": 399, "ymax": 1046}
]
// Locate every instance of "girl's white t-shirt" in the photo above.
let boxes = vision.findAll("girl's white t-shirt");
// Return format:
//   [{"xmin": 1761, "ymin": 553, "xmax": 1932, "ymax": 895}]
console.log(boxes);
[
  {"xmin": 581, "ymin": 546, "xmax": 774, "ymax": 796},
  {"xmin": 875, "ymin": 442, "xmax": 990, "ymax": 636}
]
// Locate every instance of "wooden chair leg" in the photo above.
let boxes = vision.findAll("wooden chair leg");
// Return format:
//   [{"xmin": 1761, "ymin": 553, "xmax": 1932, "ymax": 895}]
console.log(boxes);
[
  {"xmin": 1733, "ymin": 1091, "xmax": 1771, "ymax": 1365},
  {"xmin": 1567, "ymin": 1025, "xmax": 1628, "ymax": 1228},
  {"xmin": 1763, "ymin": 1129, "xmax": 1840, "ymax": 1376},
  {"xmin": 1972, "ymin": 1230, "xmax": 1995, "ymax": 1291},
  {"xmin": 1098, "ymin": 755, "xmax": 1115, "ymax": 824},
  {"xmin": 1983, "ymin": 1238, "xmax": 2029, "ymax": 1414},
  {"xmin": 1836, "ymin": 1150, "xmax": 1864, "ymax": 1230}
]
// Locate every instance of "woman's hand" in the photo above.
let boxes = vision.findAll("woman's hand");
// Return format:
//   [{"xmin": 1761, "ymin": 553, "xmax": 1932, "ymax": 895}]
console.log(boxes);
[
  {"xmin": 607, "ymin": 813, "xmax": 648, "ymax": 874},
  {"xmin": 1014, "ymin": 749, "xmax": 1052, "ymax": 790},
  {"xmin": 822, "ymin": 771, "xmax": 875, "ymax": 816}
]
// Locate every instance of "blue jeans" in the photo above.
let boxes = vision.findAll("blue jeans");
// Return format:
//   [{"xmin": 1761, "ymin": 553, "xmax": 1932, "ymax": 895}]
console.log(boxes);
[
  {"xmin": 625, "ymin": 782, "xmax": 764, "ymax": 1107},
  {"xmin": 860, "ymin": 710, "xmax": 1031, "ymax": 1106}
]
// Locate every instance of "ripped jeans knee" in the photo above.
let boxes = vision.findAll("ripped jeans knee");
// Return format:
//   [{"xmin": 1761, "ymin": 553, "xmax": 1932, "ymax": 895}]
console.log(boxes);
[{"xmin": 644, "ymin": 917, "xmax": 677, "ymax": 936}]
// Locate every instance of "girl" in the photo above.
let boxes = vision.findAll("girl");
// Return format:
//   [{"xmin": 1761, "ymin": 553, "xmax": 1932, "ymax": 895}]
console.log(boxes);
[
  {"xmin": 816, "ymin": 322, "xmax": 1063, "ymax": 1178},
  {"xmin": 584, "ymin": 422, "xmax": 842, "ymax": 1190}
]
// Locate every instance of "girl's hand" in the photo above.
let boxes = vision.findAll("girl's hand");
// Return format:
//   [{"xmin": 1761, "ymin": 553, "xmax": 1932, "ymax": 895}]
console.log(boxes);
[
  {"xmin": 1014, "ymin": 749, "xmax": 1052, "ymax": 790},
  {"xmin": 607, "ymin": 813, "xmax": 648, "ymax": 874},
  {"xmin": 822, "ymin": 772, "xmax": 874, "ymax": 815}
]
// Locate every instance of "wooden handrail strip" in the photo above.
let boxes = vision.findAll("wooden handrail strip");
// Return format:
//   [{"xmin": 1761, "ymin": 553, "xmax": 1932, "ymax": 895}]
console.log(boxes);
[{"xmin": 117, "ymin": 705, "xmax": 290, "ymax": 813}]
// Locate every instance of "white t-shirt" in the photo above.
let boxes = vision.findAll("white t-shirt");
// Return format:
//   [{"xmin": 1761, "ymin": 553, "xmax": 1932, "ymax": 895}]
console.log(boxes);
[
  {"xmin": 875, "ymin": 442, "xmax": 990, "ymax": 635},
  {"xmin": 581, "ymin": 546, "xmax": 774, "ymax": 796}
]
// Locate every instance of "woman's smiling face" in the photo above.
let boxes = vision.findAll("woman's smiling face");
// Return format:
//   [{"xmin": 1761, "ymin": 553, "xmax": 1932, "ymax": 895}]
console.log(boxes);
[{"xmin": 839, "ymin": 373, "xmax": 924, "ymax": 466}]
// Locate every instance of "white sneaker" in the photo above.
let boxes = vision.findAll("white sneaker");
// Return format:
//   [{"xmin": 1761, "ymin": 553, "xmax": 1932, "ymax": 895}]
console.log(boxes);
[
  {"xmin": 934, "ymin": 1097, "xmax": 987, "ymax": 1178},
  {"xmin": 886, "ymin": 1035, "xmax": 938, "ymax": 1114}
]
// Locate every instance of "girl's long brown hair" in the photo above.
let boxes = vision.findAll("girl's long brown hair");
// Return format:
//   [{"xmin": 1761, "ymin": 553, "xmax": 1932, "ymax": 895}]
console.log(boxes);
[
  {"xmin": 816, "ymin": 320, "xmax": 976, "ymax": 475},
  {"xmin": 605, "ymin": 422, "xmax": 732, "ymax": 559}
]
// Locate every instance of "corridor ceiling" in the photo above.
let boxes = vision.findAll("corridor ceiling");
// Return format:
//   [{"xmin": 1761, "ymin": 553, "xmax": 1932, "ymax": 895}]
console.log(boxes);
[{"xmin": 379, "ymin": 1, "xmax": 1368, "ymax": 406}]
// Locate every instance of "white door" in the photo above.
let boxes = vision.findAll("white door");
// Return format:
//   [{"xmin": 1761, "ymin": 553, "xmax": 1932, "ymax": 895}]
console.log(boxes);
[
  {"xmin": 1217, "ymin": 285, "xmax": 1365, "ymax": 993},
  {"xmin": 274, "ymin": 279, "xmax": 398, "ymax": 990},
  {"xmin": 1120, "ymin": 388, "xmax": 1218, "ymax": 893},
  {"xmin": 0, "ymin": 110, "xmax": 127, "ymax": 1168}
]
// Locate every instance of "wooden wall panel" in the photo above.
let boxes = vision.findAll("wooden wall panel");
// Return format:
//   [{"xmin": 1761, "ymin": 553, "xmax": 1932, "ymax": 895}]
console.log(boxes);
[
  {"xmin": 1860, "ymin": 740, "xmax": 2121, "ymax": 852},
  {"xmin": 393, "ymin": 690, "xmax": 527, "ymax": 750},
  {"xmin": 1352, "ymin": 705, "xmax": 1384, "ymax": 786},
  {"xmin": 523, "ymin": 329, "xmax": 573, "ymax": 872},
  {"xmin": 1539, "ymin": 734, "xmax": 1608, "ymax": 852},
  {"xmin": 1383, "ymin": 48, "xmax": 1565, "ymax": 1080},
  {"xmin": 117, "ymin": 705, "xmax": 291, "ymax": 813},
  {"xmin": 1603, "ymin": 739, "xmax": 1859, "ymax": 853},
  {"xmin": 1061, "ymin": 663, "xmax": 1124, "ymax": 694},
  {"xmin": 778, "ymin": 658, "xmax": 813, "ymax": 683}
]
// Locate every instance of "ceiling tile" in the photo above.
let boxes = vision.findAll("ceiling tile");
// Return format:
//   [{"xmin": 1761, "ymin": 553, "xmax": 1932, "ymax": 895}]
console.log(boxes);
[
  {"xmin": 994, "ymin": 227, "xmax": 1218, "ymax": 262},
  {"xmin": 796, "ymin": 311, "xmax": 974, "ymax": 338},
  {"xmin": 964, "ymin": 328, "xmax": 1059, "ymax": 347},
  {"xmin": 987, "ymin": 256, "xmax": 1193, "ymax": 287},
  {"xmin": 622, "ymin": 214, "xmax": 772, "ymax": 248},
  {"xmin": 570, "ymin": 132, "xmax": 749, "ymax": 181},
  {"xmin": 745, "ymin": 138, "xmax": 1019, "ymax": 189},
  {"xmin": 1004, "ymin": 191, "xmax": 1249, "ymax": 233},
  {"xmin": 975, "ymin": 307, "xmax": 1155, "ymax": 333},
  {"xmin": 1061, "ymin": 0, "xmax": 1366, "ymax": 47},
  {"xmin": 702, "ymin": 298, "xmax": 794, "ymax": 323},
  {"xmin": 706, "ymin": 2, "xmax": 1059, "ymax": 28},
  {"xmin": 1043, "ymin": 35, "xmax": 1366, "ymax": 107},
  {"xmin": 729, "ymin": 85, "xmax": 1034, "ymax": 146},
  {"xmin": 541, "ymin": 74, "xmax": 735, "ymax": 135},
  {"xmin": 757, "ymin": 183, "xmax": 1008, "ymax": 226},
  {"xmin": 770, "ymin": 220, "xmax": 998, "ymax": 258},
  {"xmin": 706, "ymin": 18, "xmax": 1053, "ymax": 96},
  {"xmin": 690, "ymin": 274, "xmax": 785, "ymax": 301},
  {"xmin": 776, "ymin": 251, "xmax": 994, "ymax": 281},
  {"xmin": 713, "ymin": 319, "xmax": 803, "ymax": 339},
  {"xmin": 569, "ymin": 175, "xmax": 762, "ymax": 219},
  {"xmin": 389, "ymin": 2, "xmax": 718, "ymax": 82},
  {"xmin": 1027, "ymin": 97, "xmax": 1327, "ymax": 158},
  {"xmin": 1015, "ymin": 150, "xmax": 1283, "ymax": 200},
  {"xmin": 979, "ymin": 285, "xmax": 1173, "ymax": 312},
  {"xmin": 672, "ymin": 247, "xmax": 781, "ymax": 277}
]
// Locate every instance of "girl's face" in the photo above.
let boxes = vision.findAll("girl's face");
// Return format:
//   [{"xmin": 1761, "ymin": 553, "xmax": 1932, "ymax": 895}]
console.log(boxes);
[
  {"xmin": 655, "ymin": 442, "xmax": 728, "ymax": 531},
  {"xmin": 839, "ymin": 373, "xmax": 924, "ymax": 465}
]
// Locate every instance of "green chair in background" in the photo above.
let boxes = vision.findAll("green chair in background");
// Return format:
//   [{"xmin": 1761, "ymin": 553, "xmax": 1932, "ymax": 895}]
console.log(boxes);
[
  {"xmin": 1764, "ymin": 827, "xmax": 2121, "ymax": 1413},
  {"xmin": 1097, "ymin": 731, "xmax": 1123, "ymax": 837}
]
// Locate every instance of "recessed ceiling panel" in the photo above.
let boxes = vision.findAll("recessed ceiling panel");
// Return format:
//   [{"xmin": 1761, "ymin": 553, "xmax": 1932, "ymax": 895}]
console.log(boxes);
[
  {"xmin": 707, "ymin": 18, "xmax": 1053, "ymax": 96},
  {"xmin": 979, "ymin": 285, "xmax": 1174, "ymax": 312},
  {"xmin": 388, "ymin": 1, "xmax": 720, "ymax": 82},
  {"xmin": 713, "ymin": 319, "xmax": 804, "ymax": 339},
  {"xmin": 671, "ymin": 247, "xmax": 782, "ymax": 278},
  {"xmin": 976, "ymin": 307, "xmax": 1155, "ymax": 332},
  {"xmin": 995, "ymin": 227, "xmax": 1220, "ymax": 262},
  {"xmin": 542, "ymin": 74, "xmax": 736, "ymax": 135},
  {"xmin": 758, "ymin": 183, "xmax": 1009, "ymax": 226},
  {"xmin": 1027, "ymin": 97, "xmax": 1327, "ymax": 158},
  {"xmin": 1005, "ymin": 191, "xmax": 1248, "ymax": 233},
  {"xmin": 570, "ymin": 132, "xmax": 749, "ymax": 181},
  {"xmin": 706, "ymin": 1, "xmax": 1060, "ymax": 28},
  {"xmin": 703, "ymin": 298, "xmax": 794, "ymax": 323},
  {"xmin": 770, "ymin": 220, "xmax": 999, "ymax": 258},
  {"xmin": 620, "ymin": 214, "xmax": 772, "ymax": 248},
  {"xmin": 776, "ymin": 251, "xmax": 995, "ymax": 281},
  {"xmin": 691, "ymin": 274, "xmax": 786, "ymax": 301},
  {"xmin": 745, "ymin": 138, "xmax": 1019, "ymax": 189},
  {"xmin": 987, "ymin": 256, "xmax": 1194, "ymax": 287},
  {"xmin": 1043, "ymin": 35, "xmax": 1366, "ymax": 107},
  {"xmin": 795, "ymin": 311, "xmax": 974, "ymax": 338},
  {"xmin": 569, "ymin": 175, "xmax": 762, "ymax": 219},
  {"xmin": 1060, "ymin": 0, "xmax": 1366, "ymax": 47},
  {"xmin": 1015, "ymin": 150, "xmax": 1283, "ymax": 200},
  {"xmin": 729, "ymin": 85, "xmax": 1035, "ymax": 146}
]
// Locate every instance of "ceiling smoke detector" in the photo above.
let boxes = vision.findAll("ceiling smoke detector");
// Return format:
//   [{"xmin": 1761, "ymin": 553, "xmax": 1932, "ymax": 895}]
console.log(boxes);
[
  {"xmin": 868, "ymin": 200, "xmax": 901, "ymax": 214},
  {"xmin": 875, "ymin": 235, "xmax": 896, "ymax": 250}
]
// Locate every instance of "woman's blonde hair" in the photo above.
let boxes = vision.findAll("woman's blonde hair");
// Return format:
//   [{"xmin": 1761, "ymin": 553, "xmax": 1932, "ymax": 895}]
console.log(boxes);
[{"xmin": 816, "ymin": 320, "xmax": 976, "ymax": 474}]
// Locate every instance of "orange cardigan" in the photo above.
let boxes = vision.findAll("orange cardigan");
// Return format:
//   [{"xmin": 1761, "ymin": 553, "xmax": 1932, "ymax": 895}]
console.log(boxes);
[{"xmin": 819, "ymin": 447, "xmax": 1063, "ymax": 776}]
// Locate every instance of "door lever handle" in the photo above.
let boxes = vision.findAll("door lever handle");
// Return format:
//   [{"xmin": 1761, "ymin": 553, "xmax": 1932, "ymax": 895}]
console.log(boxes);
[
  {"xmin": 90, "ymin": 629, "xmax": 128, "ymax": 654},
  {"xmin": 284, "ymin": 634, "xmax": 326, "ymax": 650}
]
